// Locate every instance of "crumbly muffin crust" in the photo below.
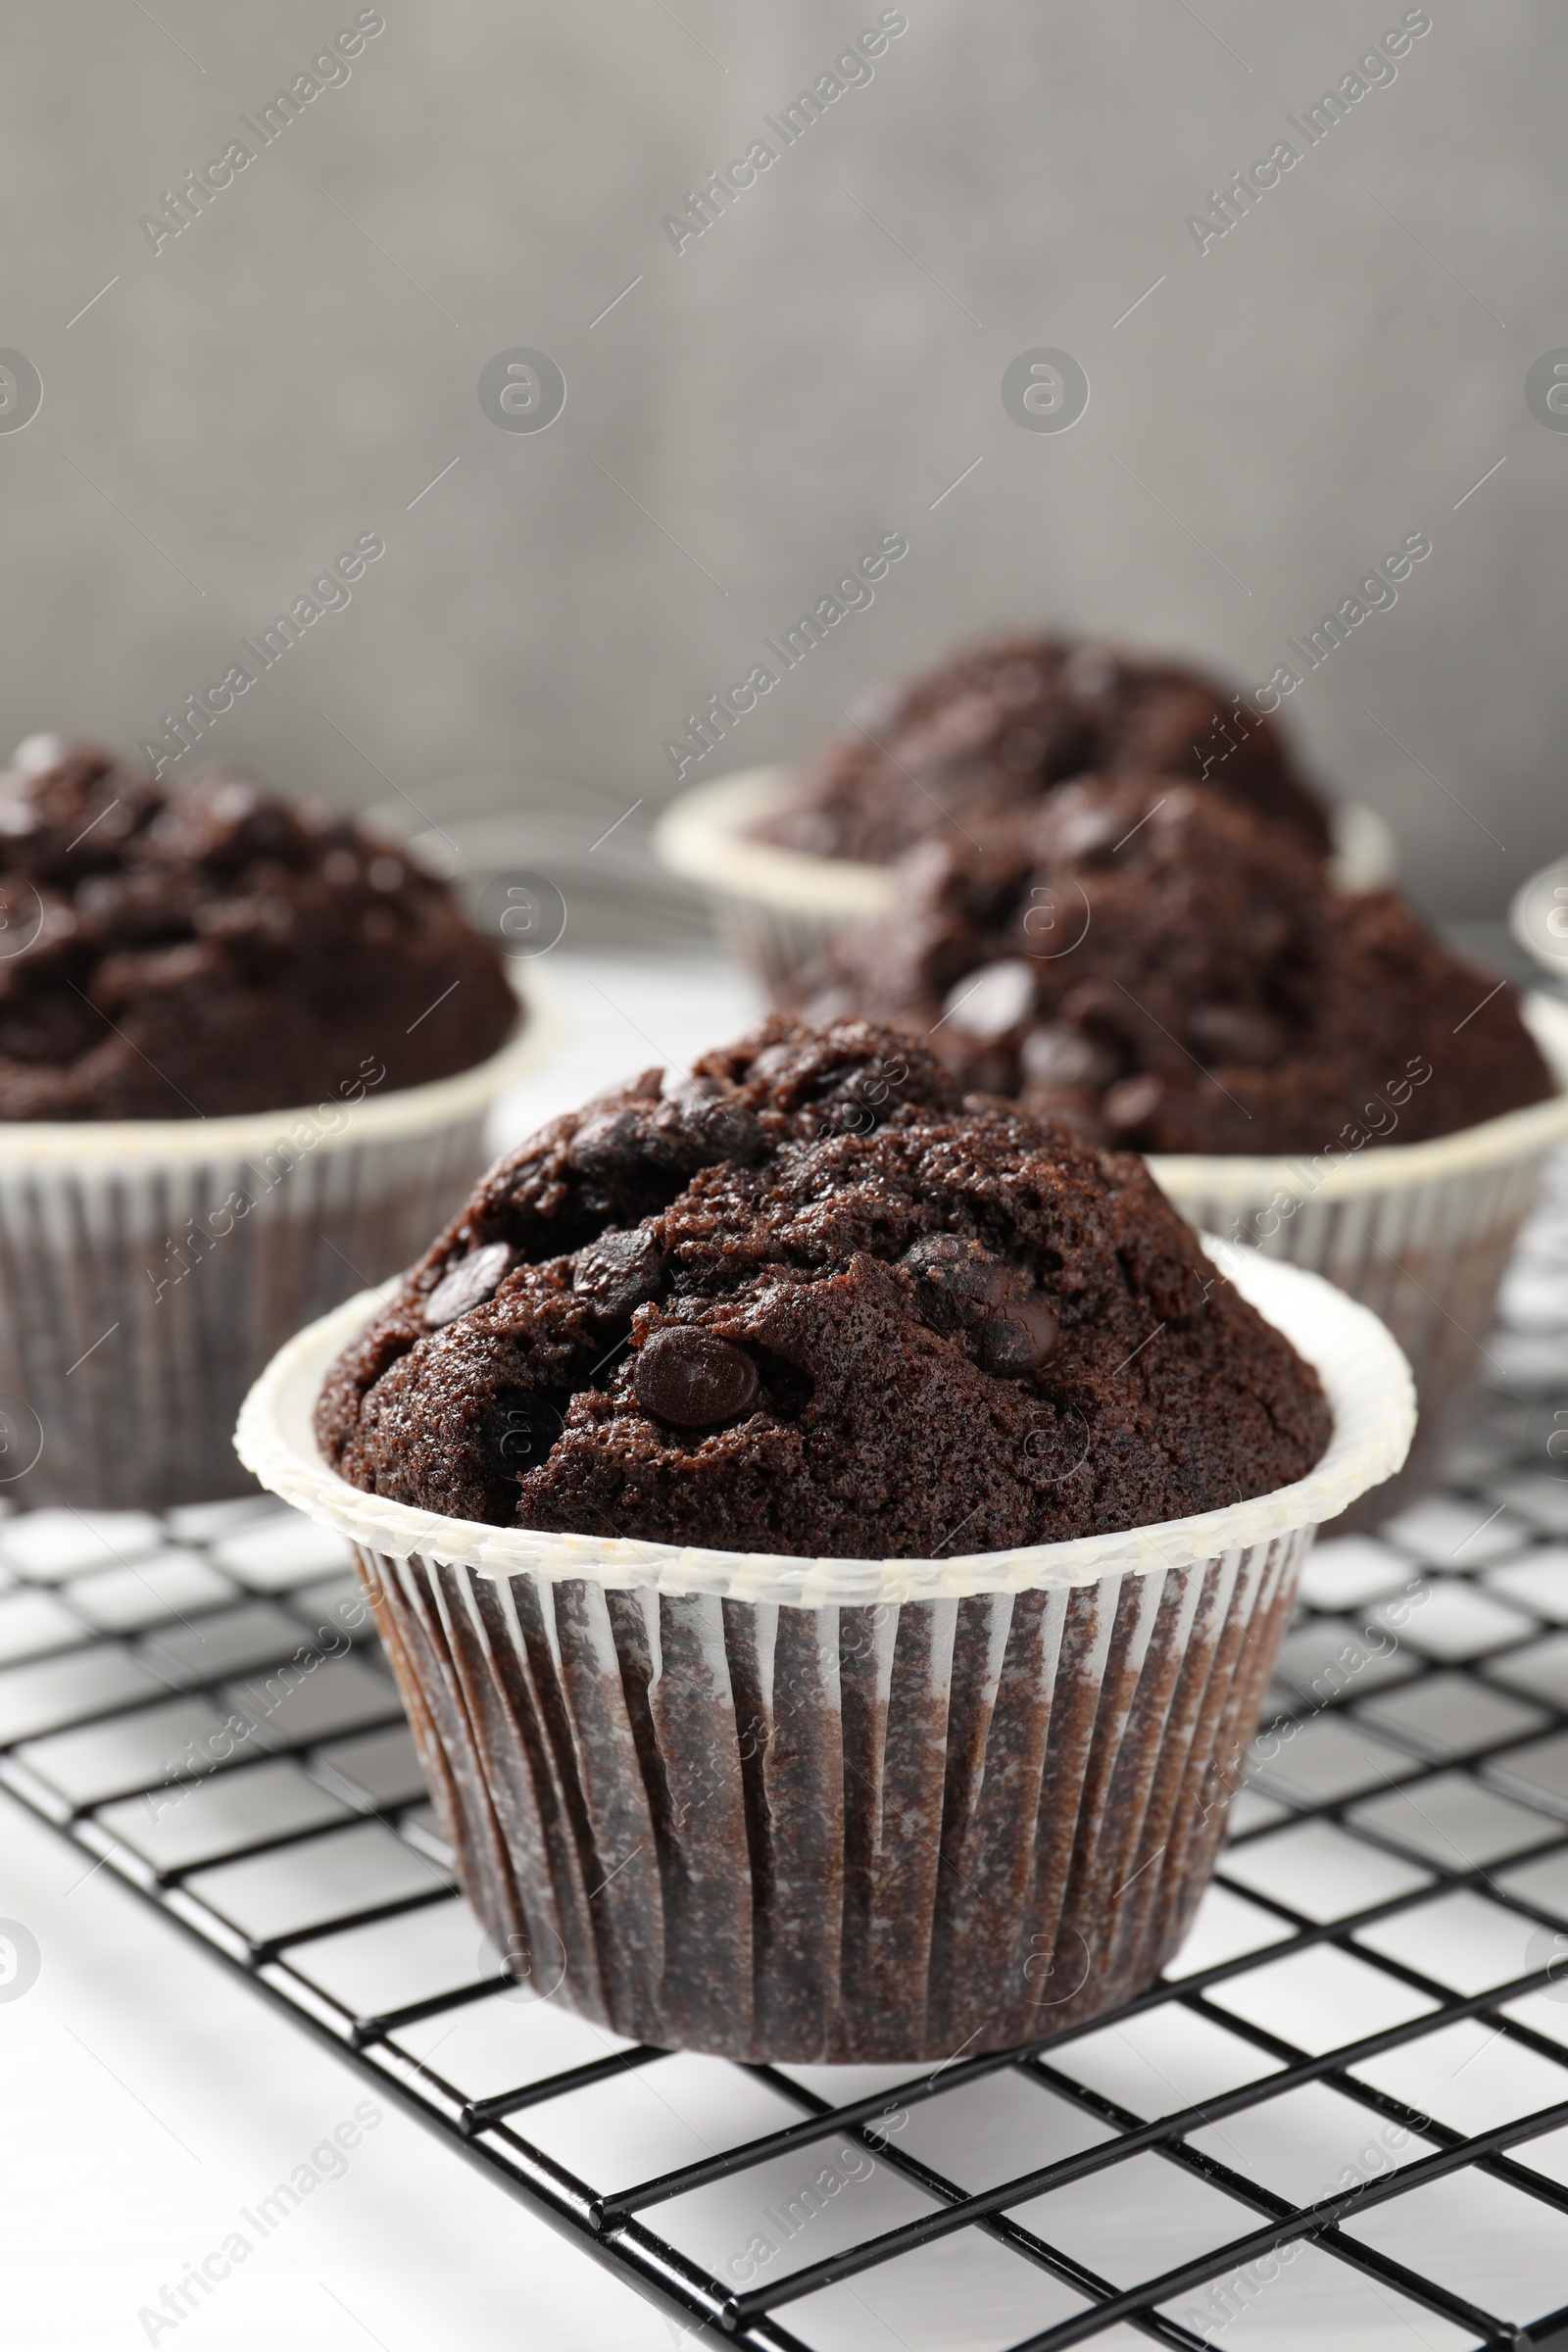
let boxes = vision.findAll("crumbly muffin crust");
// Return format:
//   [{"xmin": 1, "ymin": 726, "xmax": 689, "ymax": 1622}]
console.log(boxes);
[
  {"xmin": 790, "ymin": 776, "xmax": 1552, "ymax": 1155},
  {"xmin": 757, "ymin": 630, "xmax": 1330, "ymax": 864},
  {"xmin": 316, "ymin": 1018, "xmax": 1331, "ymax": 1557},
  {"xmin": 0, "ymin": 737, "xmax": 516, "ymax": 1118}
]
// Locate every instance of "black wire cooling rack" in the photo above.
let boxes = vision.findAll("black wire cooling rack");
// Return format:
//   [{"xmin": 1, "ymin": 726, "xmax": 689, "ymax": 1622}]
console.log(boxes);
[{"xmin": 6, "ymin": 1164, "xmax": 1568, "ymax": 2349}]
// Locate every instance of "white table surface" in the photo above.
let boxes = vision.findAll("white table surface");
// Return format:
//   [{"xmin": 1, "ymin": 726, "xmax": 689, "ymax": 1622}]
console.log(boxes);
[
  {"xmin": 7, "ymin": 953, "xmax": 1561, "ymax": 2352},
  {"xmin": 2, "ymin": 953, "xmax": 765, "ymax": 2352}
]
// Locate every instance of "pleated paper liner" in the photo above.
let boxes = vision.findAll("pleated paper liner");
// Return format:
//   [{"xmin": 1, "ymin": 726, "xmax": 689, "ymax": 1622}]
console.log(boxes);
[
  {"xmin": 236, "ymin": 1243, "xmax": 1413, "ymax": 2063},
  {"xmin": 1152, "ymin": 994, "xmax": 1568, "ymax": 1528},
  {"xmin": 0, "ymin": 967, "xmax": 562, "ymax": 1509}
]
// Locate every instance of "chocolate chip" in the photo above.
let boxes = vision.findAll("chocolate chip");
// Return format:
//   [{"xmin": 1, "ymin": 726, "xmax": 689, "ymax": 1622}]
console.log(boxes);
[
  {"xmin": 941, "ymin": 958, "xmax": 1036, "ymax": 1042},
  {"xmin": 906, "ymin": 1237, "xmax": 1061, "ymax": 1372},
  {"xmin": 902, "ymin": 1235, "xmax": 1011, "ymax": 1312},
  {"xmin": 569, "ymin": 1092, "xmax": 762, "ymax": 1181},
  {"xmin": 668, "ymin": 1074, "xmax": 722, "ymax": 1111},
  {"xmin": 680, "ymin": 1094, "xmax": 762, "ymax": 1160},
  {"xmin": 574, "ymin": 1225, "xmax": 666, "ymax": 1321},
  {"xmin": 1046, "ymin": 791, "xmax": 1125, "ymax": 864},
  {"xmin": 1187, "ymin": 1003, "xmax": 1284, "ymax": 1065},
  {"xmin": 424, "ymin": 1241, "xmax": 512, "ymax": 1328},
  {"xmin": 975, "ymin": 1295, "xmax": 1058, "ymax": 1374},
  {"xmin": 565, "ymin": 1108, "xmax": 644, "ymax": 1176},
  {"xmin": 1102, "ymin": 1073, "xmax": 1164, "ymax": 1137},
  {"xmin": 1019, "ymin": 1023, "xmax": 1118, "ymax": 1091},
  {"xmin": 903, "ymin": 1235, "xmax": 963, "ymax": 1274},
  {"xmin": 633, "ymin": 1328, "xmax": 760, "ymax": 1428}
]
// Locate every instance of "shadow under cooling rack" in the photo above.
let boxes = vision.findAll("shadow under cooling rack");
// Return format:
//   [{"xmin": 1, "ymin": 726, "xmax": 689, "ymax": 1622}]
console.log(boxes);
[{"xmin": 6, "ymin": 1164, "xmax": 1568, "ymax": 2347}]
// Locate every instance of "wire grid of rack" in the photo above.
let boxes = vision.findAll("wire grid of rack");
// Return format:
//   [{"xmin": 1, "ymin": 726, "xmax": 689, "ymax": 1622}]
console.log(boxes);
[{"xmin": 4, "ymin": 1166, "xmax": 1568, "ymax": 2348}]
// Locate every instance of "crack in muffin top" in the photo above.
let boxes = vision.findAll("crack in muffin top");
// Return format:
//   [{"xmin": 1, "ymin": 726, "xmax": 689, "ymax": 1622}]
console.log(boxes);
[{"xmin": 316, "ymin": 1017, "xmax": 1332, "ymax": 1558}]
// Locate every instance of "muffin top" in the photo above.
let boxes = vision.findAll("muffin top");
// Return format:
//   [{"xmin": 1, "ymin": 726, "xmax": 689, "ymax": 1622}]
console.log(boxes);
[
  {"xmin": 316, "ymin": 1017, "xmax": 1332, "ymax": 1558},
  {"xmin": 790, "ymin": 775, "xmax": 1554, "ymax": 1155},
  {"xmin": 0, "ymin": 737, "xmax": 517, "ymax": 1119},
  {"xmin": 757, "ymin": 629, "xmax": 1330, "ymax": 865}
]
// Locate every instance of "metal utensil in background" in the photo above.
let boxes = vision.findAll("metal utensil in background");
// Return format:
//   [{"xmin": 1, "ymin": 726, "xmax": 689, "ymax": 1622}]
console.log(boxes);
[{"xmin": 368, "ymin": 772, "xmax": 716, "ymax": 958}]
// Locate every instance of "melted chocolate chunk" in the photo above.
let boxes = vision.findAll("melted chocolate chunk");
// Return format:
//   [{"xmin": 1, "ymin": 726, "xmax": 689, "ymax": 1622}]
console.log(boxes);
[
  {"xmin": 565, "ymin": 1109, "xmax": 645, "ymax": 1176},
  {"xmin": 905, "ymin": 1236, "xmax": 1059, "ymax": 1372},
  {"xmin": 902, "ymin": 1235, "xmax": 1011, "ymax": 1324},
  {"xmin": 574, "ymin": 1226, "xmax": 667, "ymax": 1321},
  {"xmin": 566, "ymin": 1092, "xmax": 763, "ymax": 1180},
  {"xmin": 424, "ymin": 1241, "xmax": 513, "ymax": 1329},
  {"xmin": 633, "ymin": 1328, "xmax": 760, "ymax": 1429},
  {"xmin": 975, "ymin": 1295, "xmax": 1059, "ymax": 1375}
]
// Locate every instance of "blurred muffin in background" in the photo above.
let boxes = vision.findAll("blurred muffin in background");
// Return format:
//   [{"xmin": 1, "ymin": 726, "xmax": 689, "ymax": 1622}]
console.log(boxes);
[
  {"xmin": 789, "ymin": 772, "xmax": 1550, "ymax": 1155},
  {"xmin": 757, "ymin": 630, "xmax": 1332, "ymax": 866},
  {"xmin": 0, "ymin": 734, "xmax": 516, "ymax": 1118},
  {"xmin": 786, "ymin": 770, "xmax": 1568, "ymax": 1523},
  {"xmin": 0, "ymin": 735, "xmax": 543, "ymax": 1508}
]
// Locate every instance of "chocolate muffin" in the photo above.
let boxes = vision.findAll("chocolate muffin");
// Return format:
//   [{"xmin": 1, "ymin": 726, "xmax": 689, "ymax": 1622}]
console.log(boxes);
[
  {"xmin": 0, "ymin": 736, "xmax": 516, "ymax": 1118},
  {"xmin": 317, "ymin": 1017, "xmax": 1331, "ymax": 1558},
  {"xmin": 790, "ymin": 775, "xmax": 1553, "ymax": 1156},
  {"xmin": 757, "ymin": 630, "xmax": 1331, "ymax": 865}
]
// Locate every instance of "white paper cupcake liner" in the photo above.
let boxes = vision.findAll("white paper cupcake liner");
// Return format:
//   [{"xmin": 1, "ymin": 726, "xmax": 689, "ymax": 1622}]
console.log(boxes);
[
  {"xmin": 236, "ymin": 1244, "xmax": 1412, "ymax": 2061},
  {"xmin": 0, "ymin": 968, "xmax": 563, "ymax": 1510},
  {"xmin": 1152, "ymin": 995, "xmax": 1568, "ymax": 1530},
  {"xmin": 653, "ymin": 764, "xmax": 1396, "ymax": 988}
]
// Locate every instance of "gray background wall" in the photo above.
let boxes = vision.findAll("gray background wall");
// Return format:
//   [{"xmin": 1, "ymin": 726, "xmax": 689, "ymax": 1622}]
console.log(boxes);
[{"xmin": 2, "ymin": 0, "xmax": 1562, "ymax": 916}]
